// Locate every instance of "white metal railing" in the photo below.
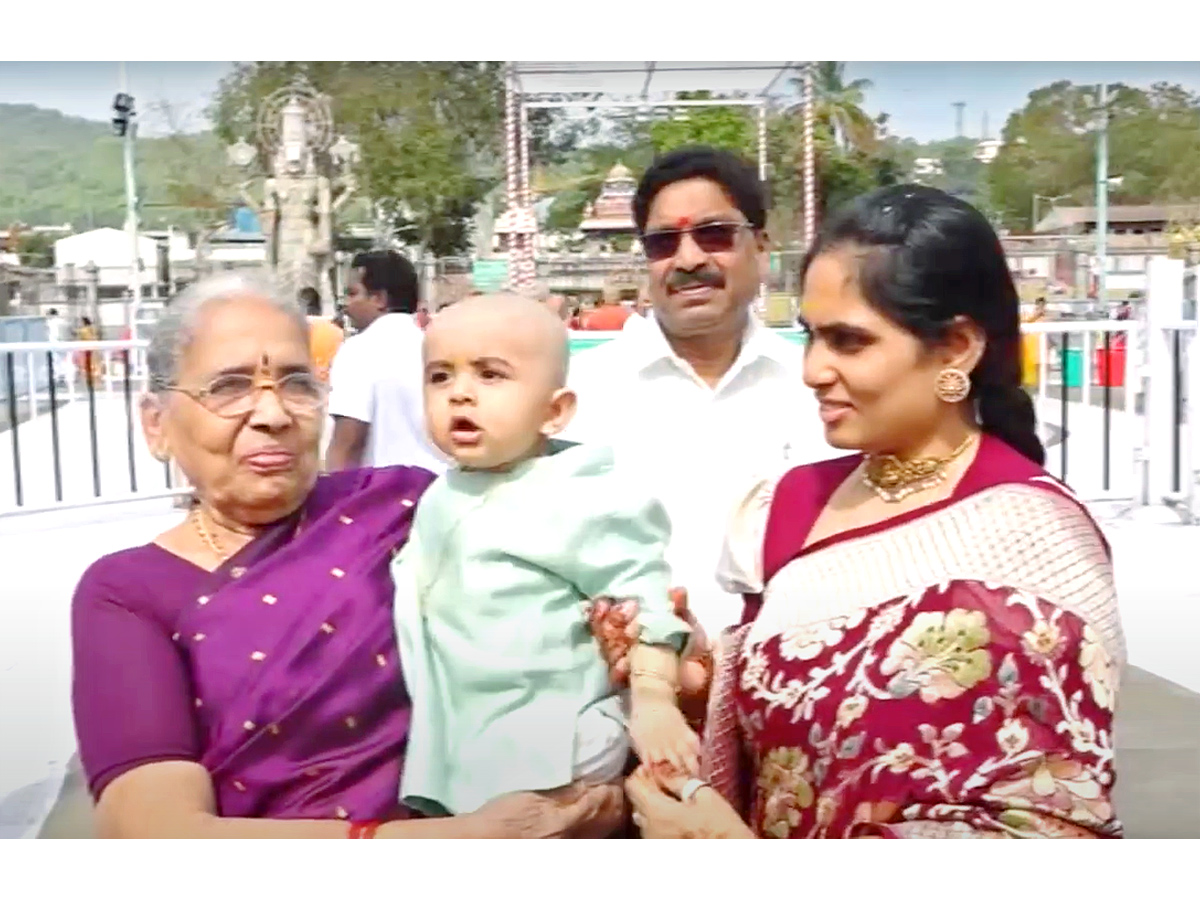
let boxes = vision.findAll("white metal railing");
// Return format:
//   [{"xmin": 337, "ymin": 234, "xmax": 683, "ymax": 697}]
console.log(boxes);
[
  {"xmin": 1020, "ymin": 320, "xmax": 1140, "ymax": 503},
  {"xmin": 2, "ymin": 315, "xmax": 1198, "ymax": 520},
  {"xmin": 0, "ymin": 339, "xmax": 189, "ymax": 516}
]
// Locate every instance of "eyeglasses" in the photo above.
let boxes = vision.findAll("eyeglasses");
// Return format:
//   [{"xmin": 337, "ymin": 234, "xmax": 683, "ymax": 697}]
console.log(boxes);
[
  {"xmin": 640, "ymin": 221, "xmax": 752, "ymax": 262},
  {"xmin": 166, "ymin": 371, "xmax": 328, "ymax": 419}
]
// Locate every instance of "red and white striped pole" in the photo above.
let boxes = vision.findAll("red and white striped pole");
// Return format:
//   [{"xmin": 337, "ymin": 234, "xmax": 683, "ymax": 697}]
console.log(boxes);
[
  {"xmin": 803, "ymin": 62, "xmax": 816, "ymax": 249},
  {"xmin": 504, "ymin": 63, "xmax": 520, "ymax": 291},
  {"xmin": 518, "ymin": 98, "xmax": 536, "ymax": 290}
]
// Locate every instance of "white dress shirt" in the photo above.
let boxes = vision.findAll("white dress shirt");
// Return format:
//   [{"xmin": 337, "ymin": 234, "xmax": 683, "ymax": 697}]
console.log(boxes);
[
  {"xmin": 564, "ymin": 315, "xmax": 836, "ymax": 636},
  {"xmin": 328, "ymin": 313, "xmax": 448, "ymax": 473}
]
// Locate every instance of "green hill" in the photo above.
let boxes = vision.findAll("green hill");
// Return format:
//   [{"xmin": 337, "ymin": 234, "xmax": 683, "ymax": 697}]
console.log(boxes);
[{"xmin": 0, "ymin": 103, "xmax": 228, "ymax": 230}]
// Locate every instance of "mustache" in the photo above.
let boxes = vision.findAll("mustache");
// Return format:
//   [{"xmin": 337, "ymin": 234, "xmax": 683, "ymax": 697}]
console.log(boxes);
[{"xmin": 667, "ymin": 268, "xmax": 724, "ymax": 291}]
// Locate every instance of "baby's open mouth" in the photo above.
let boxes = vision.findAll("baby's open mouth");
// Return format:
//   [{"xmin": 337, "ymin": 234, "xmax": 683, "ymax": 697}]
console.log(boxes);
[{"xmin": 449, "ymin": 416, "xmax": 482, "ymax": 442}]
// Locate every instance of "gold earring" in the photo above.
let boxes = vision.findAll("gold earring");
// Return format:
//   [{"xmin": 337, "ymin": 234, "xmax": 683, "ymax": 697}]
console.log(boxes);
[{"xmin": 934, "ymin": 367, "xmax": 971, "ymax": 403}]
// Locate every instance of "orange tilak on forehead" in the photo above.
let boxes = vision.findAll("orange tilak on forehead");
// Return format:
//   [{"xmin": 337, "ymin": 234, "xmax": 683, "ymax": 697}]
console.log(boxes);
[{"xmin": 674, "ymin": 216, "xmax": 691, "ymax": 229}]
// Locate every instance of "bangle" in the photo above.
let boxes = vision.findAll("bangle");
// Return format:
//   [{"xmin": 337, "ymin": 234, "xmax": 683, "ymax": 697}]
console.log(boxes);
[{"xmin": 348, "ymin": 820, "xmax": 382, "ymax": 839}]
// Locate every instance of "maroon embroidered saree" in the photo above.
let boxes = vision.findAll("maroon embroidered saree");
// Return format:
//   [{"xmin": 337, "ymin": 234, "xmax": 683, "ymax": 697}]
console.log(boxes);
[
  {"xmin": 704, "ymin": 435, "xmax": 1124, "ymax": 838},
  {"xmin": 177, "ymin": 466, "xmax": 434, "ymax": 820}
]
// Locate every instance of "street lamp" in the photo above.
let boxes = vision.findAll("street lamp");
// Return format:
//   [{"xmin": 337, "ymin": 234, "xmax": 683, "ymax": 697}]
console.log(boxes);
[
  {"xmin": 1093, "ymin": 84, "xmax": 1113, "ymax": 311},
  {"xmin": 113, "ymin": 62, "xmax": 141, "ymax": 330}
]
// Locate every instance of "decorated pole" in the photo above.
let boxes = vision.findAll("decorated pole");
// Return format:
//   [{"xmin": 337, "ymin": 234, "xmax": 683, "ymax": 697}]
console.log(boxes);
[
  {"xmin": 803, "ymin": 62, "xmax": 816, "ymax": 248},
  {"xmin": 504, "ymin": 63, "xmax": 520, "ymax": 291},
  {"xmin": 519, "ymin": 98, "xmax": 536, "ymax": 290},
  {"xmin": 757, "ymin": 101, "xmax": 768, "ymax": 316}
]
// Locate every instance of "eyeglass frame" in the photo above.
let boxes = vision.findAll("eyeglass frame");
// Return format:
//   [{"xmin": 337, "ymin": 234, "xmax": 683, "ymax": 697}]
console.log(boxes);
[
  {"xmin": 638, "ymin": 219, "xmax": 757, "ymax": 262},
  {"xmin": 157, "ymin": 369, "xmax": 329, "ymax": 419}
]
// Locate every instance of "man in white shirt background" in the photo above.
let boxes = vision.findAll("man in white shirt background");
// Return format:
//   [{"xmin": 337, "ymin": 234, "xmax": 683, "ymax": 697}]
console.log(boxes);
[
  {"xmin": 325, "ymin": 249, "xmax": 447, "ymax": 473},
  {"xmin": 566, "ymin": 146, "xmax": 834, "ymax": 636}
]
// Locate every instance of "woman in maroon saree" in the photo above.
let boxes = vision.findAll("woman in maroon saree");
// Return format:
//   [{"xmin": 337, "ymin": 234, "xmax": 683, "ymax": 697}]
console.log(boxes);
[
  {"xmin": 70, "ymin": 274, "xmax": 622, "ymax": 838},
  {"xmin": 625, "ymin": 185, "xmax": 1123, "ymax": 839}
]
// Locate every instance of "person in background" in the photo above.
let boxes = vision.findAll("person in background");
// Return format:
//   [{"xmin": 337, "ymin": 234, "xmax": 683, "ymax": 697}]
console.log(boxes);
[
  {"xmin": 325, "ymin": 250, "xmax": 446, "ymax": 473},
  {"xmin": 45, "ymin": 307, "xmax": 74, "ymax": 386},
  {"xmin": 1020, "ymin": 296, "xmax": 1047, "ymax": 388},
  {"xmin": 581, "ymin": 293, "xmax": 632, "ymax": 331},
  {"xmin": 75, "ymin": 316, "xmax": 103, "ymax": 388},
  {"xmin": 566, "ymin": 145, "xmax": 834, "ymax": 637},
  {"xmin": 623, "ymin": 289, "xmax": 653, "ymax": 334},
  {"xmin": 300, "ymin": 286, "xmax": 343, "ymax": 384}
]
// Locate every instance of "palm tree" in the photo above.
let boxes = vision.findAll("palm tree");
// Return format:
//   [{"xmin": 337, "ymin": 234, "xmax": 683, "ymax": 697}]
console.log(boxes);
[{"xmin": 792, "ymin": 62, "xmax": 877, "ymax": 153}]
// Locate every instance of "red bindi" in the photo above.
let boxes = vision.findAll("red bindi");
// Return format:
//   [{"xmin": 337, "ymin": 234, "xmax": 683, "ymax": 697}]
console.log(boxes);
[{"xmin": 674, "ymin": 216, "xmax": 691, "ymax": 229}]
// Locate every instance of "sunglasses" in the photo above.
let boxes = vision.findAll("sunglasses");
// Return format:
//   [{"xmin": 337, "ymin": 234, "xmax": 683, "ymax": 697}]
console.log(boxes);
[{"xmin": 640, "ymin": 221, "xmax": 752, "ymax": 262}]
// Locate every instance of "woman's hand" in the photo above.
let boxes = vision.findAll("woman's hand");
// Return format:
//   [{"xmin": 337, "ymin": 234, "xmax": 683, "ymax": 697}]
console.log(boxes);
[
  {"xmin": 625, "ymin": 765, "xmax": 754, "ymax": 839},
  {"xmin": 587, "ymin": 597, "xmax": 639, "ymax": 683},
  {"xmin": 588, "ymin": 588, "xmax": 714, "ymax": 702},
  {"xmin": 466, "ymin": 780, "xmax": 625, "ymax": 839}
]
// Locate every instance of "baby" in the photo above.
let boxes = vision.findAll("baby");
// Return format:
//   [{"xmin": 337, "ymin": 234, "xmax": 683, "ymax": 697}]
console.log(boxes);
[{"xmin": 391, "ymin": 293, "xmax": 697, "ymax": 817}]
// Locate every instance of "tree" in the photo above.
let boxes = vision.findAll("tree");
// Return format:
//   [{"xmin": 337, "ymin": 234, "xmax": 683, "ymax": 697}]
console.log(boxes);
[
  {"xmin": 140, "ymin": 100, "xmax": 243, "ymax": 272},
  {"xmin": 11, "ymin": 228, "xmax": 54, "ymax": 267},
  {"xmin": 987, "ymin": 80, "xmax": 1200, "ymax": 230},
  {"xmin": 647, "ymin": 91, "xmax": 756, "ymax": 158},
  {"xmin": 768, "ymin": 95, "xmax": 897, "ymax": 244},
  {"xmin": 209, "ymin": 62, "xmax": 506, "ymax": 257},
  {"xmin": 792, "ymin": 63, "xmax": 877, "ymax": 153}
]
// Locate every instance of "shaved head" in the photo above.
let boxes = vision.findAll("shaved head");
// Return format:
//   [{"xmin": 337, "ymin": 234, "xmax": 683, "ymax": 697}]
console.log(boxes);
[{"xmin": 427, "ymin": 292, "xmax": 571, "ymax": 387}]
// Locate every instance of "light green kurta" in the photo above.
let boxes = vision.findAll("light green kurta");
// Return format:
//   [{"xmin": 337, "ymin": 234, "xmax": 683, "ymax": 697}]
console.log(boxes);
[{"xmin": 392, "ymin": 440, "xmax": 688, "ymax": 816}]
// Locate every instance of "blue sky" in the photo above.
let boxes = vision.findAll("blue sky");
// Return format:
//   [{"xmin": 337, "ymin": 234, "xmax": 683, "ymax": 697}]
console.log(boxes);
[{"xmin": 2, "ymin": 61, "xmax": 1199, "ymax": 143}]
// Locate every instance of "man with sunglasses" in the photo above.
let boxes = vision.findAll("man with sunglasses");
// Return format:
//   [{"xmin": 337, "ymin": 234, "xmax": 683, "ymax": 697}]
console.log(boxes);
[{"xmin": 565, "ymin": 146, "xmax": 831, "ymax": 637}]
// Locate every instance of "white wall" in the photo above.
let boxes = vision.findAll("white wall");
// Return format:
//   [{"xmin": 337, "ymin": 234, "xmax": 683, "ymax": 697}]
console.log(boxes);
[{"xmin": 54, "ymin": 228, "xmax": 157, "ymax": 289}]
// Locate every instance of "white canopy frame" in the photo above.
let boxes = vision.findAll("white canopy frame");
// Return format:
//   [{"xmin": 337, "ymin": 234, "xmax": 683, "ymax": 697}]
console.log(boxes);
[{"xmin": 497, "ymin": 62, "xmax": 818, "ymax": 291}]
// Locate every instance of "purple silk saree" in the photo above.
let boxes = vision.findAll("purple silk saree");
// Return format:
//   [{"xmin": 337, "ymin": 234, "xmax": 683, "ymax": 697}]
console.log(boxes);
[{"xmin": 176, "ymin": 466, "xmax": 434, "ymax": 820}]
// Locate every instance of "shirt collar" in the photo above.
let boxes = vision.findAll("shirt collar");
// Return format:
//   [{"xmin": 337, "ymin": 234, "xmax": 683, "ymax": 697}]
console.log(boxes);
[
  {"xmin": 628, "ymin": 310, "xmax": 793, "ymax": 383},
  {"xmin": 363, "ymin": 312, "xmax": 414, "ymax": 333}
]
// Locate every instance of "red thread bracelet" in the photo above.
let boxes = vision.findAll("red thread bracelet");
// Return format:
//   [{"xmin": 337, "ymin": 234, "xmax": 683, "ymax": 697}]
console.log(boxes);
[{"xmin": 348, "ymin": 820, "xmax": 382, "ymax": 839}]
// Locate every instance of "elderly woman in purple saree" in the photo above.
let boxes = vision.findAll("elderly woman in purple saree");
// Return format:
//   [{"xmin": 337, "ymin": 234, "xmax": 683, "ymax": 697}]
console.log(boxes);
[
  {"xmin": 183, "ymin": 466, "xmax": 425, "ymax": 821},
  {"xmin": 68, "ymin": 273, "xmax": 623, "ymax": 839}
]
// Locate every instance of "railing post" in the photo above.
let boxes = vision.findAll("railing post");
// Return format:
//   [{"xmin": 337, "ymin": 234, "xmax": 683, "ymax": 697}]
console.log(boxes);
[
  {"xmin": 1143, "ymin": 258, "xmax": 1184, "ymax": 510},
  {"xmin": 1185, "ymin": 327, "xmax": 1200, "ymax": 519}
]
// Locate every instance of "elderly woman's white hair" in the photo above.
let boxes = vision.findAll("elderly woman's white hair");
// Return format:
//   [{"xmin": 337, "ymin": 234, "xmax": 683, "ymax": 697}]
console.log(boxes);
[{"xmin": 145, "ymin": 272, "xmax": 307, "ymax": 393}]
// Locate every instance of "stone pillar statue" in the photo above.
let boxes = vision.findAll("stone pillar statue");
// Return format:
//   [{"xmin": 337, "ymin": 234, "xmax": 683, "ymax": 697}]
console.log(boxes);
[{"xmin": 228, "ymin": 79, "xmax": 358, "ymax": 310}]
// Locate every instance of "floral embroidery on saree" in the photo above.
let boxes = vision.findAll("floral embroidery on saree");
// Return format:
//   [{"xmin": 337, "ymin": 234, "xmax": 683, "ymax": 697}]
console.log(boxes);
[{"xmin": 733, "ymin": 582, "xmax": 1121, "ymax": 839}]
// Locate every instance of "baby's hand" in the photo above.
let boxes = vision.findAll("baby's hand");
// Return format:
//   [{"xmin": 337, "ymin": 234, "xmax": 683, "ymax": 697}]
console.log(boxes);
[{"xmin": 629, "ymin": 698, "xmax": 700, "ymax": 777}]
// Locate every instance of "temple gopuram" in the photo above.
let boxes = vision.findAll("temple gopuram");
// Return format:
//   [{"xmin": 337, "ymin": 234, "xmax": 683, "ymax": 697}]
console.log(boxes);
[{"xmin": 578, "ymin": 163, "xmax": 638, "ymax": 253}]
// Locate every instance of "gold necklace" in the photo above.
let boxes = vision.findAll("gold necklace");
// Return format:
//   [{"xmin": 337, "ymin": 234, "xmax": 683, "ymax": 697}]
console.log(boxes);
[
  {"xmin": 191, "ymin": 506, "xmax": 232, "ymax": 562},
  {"xmin": 862, "ymin": 433, "xmax": 977, "ymax": 503}
]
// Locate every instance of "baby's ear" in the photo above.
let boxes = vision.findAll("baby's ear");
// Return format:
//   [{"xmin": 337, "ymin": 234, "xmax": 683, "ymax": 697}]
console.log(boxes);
[{"xmin": 541, "ymin": 388, "xmax": 577, "ymax": 437}]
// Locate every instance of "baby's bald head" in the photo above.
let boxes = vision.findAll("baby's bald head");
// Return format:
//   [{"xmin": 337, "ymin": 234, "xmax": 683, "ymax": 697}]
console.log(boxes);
[{"xmin": 426, "ymin": 292, "xmax": 570, "ymax": 388}]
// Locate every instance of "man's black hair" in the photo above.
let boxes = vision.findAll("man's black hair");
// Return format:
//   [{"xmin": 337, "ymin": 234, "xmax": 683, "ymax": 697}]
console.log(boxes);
[
  {"xmin": 633, "ymin": 146, "xmax": 767, "ymax": 234},
  {"xmin": 351, "ymin": 249, "xmax": 420, "ymax": 314},
  {"xmin": 297, "ymin": 286, "xmax": 321, "ymax": 315}
]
